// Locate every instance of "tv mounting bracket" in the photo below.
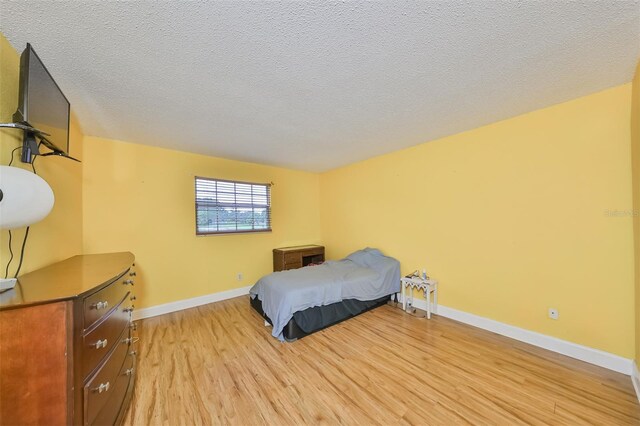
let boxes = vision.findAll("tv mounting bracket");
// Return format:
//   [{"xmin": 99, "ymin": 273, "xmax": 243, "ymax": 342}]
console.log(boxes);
[{"xmin": 0, "ymin": 122, "xmax": 80, "ymax": 163}]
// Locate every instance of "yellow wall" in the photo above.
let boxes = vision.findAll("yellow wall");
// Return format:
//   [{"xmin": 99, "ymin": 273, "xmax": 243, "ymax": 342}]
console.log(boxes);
[
  {"xmin": 320, "ymin": 85, "xmax": 636, "ymax": 358},
  {"xmin": 3, "ymin": 30, "xmax": 638, "ymax": 359},
  {"xmin": 82, "ymin": 136, "xmax": 321, "ymax": 309},
  {"xmin": 631, "ymin": 62, "xmax": 640, "ymax": 366},
  {"xmin": 0, "ymin": 33, "xmax": 84, "ymax": 276}
]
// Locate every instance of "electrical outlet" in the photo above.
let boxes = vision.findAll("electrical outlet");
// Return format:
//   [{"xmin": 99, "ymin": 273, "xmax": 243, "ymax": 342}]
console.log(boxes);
[
  {"xmin": 548, "ymin": 308, "xmax": 559, "ymax": 320},
  {"xmin": 237, "ymin": 273, "xmax": 243, "ymax": 281}
]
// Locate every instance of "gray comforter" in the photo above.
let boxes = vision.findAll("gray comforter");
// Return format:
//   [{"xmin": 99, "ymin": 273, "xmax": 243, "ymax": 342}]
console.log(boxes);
[{"xmin": 250, "ymin": 248, "xmax": 400, "ymax": 340}]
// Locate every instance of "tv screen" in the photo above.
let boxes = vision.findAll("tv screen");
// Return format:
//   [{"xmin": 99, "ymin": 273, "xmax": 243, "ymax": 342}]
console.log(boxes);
[{"xmin": 13, "ymin": 43, "xmax": 70, "ymax": 155}]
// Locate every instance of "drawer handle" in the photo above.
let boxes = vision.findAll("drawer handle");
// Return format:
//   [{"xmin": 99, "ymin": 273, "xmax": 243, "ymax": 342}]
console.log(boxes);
[
  {"xmin": 122, "ymin": 336, "xmax": 140, "ymax": 345},
  {"xmin": 92, "ymin": 382, "xmax": 110, "ymax": 394},
  {"xmin": 123, "ymin": 279, "xmax": 134, "ymax": 286},
  {"xmin": 123, "ymin": 306, "xmax": 135, "ymax": 313},
  {"xmin": 92, "ymin": 301, "xmax": 109, "ymax": 310},
  {"xmin": 124, "ymin": 367, "xmax": 135, "ymax": 376},
  {"xmin": 93, "ymin": 339, "xmax": 108, "ymax": 349}
]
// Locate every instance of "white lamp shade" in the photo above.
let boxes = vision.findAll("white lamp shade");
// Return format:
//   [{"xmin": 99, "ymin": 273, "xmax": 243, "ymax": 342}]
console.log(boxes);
[{"xmin": 0, "ymin": 165, "xmax": 54, "ymax": 229}]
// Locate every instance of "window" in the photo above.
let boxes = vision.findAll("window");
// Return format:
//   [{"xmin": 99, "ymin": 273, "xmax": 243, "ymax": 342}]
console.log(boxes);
[{"xmin": 195, "ymin": 177, "xmax": 271, "ymax": 235}]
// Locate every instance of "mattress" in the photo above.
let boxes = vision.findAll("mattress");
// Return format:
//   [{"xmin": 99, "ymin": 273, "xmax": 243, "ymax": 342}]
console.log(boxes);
[
  {"xmin": 250, "ymin": 294, "xmax": 390, "ymax": 341},
  {"xmin": 250, "ymin": 248, "xmax": 401, "ymax": 340}
]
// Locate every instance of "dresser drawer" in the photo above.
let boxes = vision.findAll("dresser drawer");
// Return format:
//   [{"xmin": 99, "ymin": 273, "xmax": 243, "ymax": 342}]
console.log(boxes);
[
  {"xmin": 90, "ymin": 351, "xmax": 135, "ymax": 426},
  {"xmin": 83, "ymin": 328, "xmax": 133, "ymax": 426},
  {"xmin": 82, "ymin": 295, "xmax": 132, "ymax": 378},
  {"xmin": 83, "ymin": 270, "xmax": 132, "ymax": 330},
  {"xmin": 283, "ymin": 252, "xmax": 300, "ymax": 263},
  {"xmin": 304, "ymin": 249, "xmax": 323, "ymax": 257},
  {"xmin": 283, "ymin": 262, "xmax": 302, "ymax": 270}
]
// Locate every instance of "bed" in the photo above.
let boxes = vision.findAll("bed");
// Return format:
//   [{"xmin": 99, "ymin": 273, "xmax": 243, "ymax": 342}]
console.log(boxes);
[{"xmin": 249, "ymin": 248, "xmax": 400, "ymax": 341}]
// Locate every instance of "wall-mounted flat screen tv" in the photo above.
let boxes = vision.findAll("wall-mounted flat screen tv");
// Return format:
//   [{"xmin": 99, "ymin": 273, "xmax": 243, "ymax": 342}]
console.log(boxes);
[{"xmin": 13, "ymin": 43, "xmax": 70, "ymax": 155}]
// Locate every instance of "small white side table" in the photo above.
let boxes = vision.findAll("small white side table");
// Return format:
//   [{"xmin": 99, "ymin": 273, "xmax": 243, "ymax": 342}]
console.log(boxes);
[{"xmin": 401, "ymin": 277, "xmax": 438, "ymax": 319}]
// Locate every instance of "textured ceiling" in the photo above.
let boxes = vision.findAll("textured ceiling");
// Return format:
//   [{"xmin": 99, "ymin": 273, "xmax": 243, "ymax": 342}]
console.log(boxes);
[{"xmin": 2, "ymin": 1, "xmax": 639, "ymax": 172}]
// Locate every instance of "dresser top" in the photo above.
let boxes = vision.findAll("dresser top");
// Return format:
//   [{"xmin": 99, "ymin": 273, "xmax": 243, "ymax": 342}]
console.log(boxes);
[
  {"xmin": 273, "ymin": 245, "xmax": 324, "ymax": 253},
  {"xmin": 0, "ymin": 252, "xmax": 135, "ymax": 310}
]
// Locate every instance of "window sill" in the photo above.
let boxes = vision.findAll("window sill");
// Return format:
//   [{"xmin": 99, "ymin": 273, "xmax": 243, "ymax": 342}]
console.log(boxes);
[{"xmin": 196, "ymin": 229, "xmax": 272, "ymax": 236}]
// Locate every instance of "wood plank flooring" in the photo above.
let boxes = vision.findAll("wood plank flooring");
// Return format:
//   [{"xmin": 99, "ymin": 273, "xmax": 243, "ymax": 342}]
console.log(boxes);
[{"xmin": 123, "ymin": 296, "xmax": 640, "ymax": 425}]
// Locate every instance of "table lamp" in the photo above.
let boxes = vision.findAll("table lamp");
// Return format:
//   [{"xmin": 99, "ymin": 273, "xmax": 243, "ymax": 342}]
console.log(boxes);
[{"xmin": 0, "ymin": 165, "xmax": 54, "ymax": 290}]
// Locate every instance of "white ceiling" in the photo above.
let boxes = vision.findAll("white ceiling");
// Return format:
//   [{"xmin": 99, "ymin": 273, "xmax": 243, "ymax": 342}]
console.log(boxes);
[{"xmin": 2, "ymin": 1, "xmax": 639, "ymax": 172}]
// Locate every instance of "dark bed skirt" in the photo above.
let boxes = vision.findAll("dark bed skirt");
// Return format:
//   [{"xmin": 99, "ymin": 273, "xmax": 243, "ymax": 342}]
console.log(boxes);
[{"xmin": 250, "ymin": 294, "xmax": 391, "ymax": 342}]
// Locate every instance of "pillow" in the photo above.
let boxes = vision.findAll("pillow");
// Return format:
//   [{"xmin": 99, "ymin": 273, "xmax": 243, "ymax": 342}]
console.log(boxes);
[{"xmin": 345, "ymin": 247, "xmax": 384, "ymax": 268}]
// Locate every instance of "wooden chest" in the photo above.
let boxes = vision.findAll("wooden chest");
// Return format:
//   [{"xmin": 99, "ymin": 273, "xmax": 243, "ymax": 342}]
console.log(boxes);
[{"xmin": 0, "ymin": 252, "xmax": 137, "ymax": 426}]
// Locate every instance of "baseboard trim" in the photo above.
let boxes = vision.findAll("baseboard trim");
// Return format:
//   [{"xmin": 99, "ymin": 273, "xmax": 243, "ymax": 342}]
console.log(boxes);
[
  {"xmin": 401, "ymin": 296, "xmax": 633, "ymax": 375},
  {"xmin": 132, "ymin": 285, "xmax": 252, "ymax": 321},
  {"xmin": 632, "ymin": 362, "xmax": 640, "ymax": 404}
]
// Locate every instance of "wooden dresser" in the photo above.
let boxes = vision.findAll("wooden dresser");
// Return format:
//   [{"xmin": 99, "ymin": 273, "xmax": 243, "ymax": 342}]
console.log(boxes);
[
  {"xmin": 273, "ymin": 245, "xmax": 325, "ymax": 271},
  {"xmin": 0, "ymin": 252, "xmax": 137, "ymax": 426}
]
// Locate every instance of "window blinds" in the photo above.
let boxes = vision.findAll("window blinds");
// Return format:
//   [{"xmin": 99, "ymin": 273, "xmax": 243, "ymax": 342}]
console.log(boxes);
[{"xmin": 195, "ymin": 177, "xmax": 271, "ymax": 234}]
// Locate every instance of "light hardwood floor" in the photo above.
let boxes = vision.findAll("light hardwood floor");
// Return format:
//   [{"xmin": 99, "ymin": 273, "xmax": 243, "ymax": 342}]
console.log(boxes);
[{"xmin": 123, "ymin": 296, "xmax": 640, "ymax": 425}]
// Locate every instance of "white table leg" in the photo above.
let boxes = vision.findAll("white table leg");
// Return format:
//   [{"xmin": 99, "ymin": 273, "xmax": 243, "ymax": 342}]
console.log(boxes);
[
  {"xmin": 426, "ymin": 285, "xmax": 431, "ymax": 319},
  {"xmin": 434, "ymin": 283, "xmax": 438, "ymax": 314},
  {"xmin": 410, "ymin": 286, "xmax": 414, "ymax": 310},
  {"xmin": 402, "ymin": 282, "xmax": 406, "ymax": 311}
]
